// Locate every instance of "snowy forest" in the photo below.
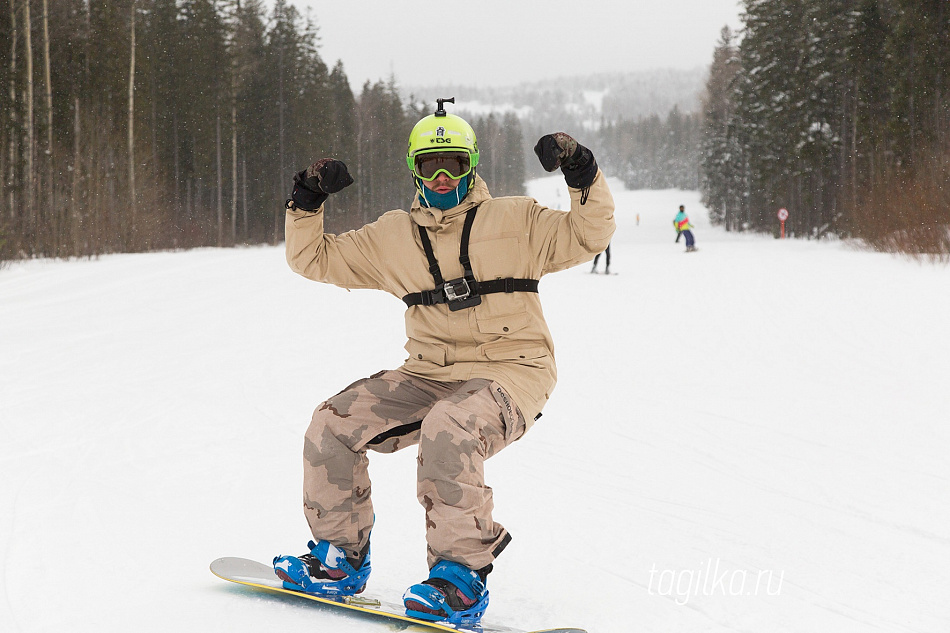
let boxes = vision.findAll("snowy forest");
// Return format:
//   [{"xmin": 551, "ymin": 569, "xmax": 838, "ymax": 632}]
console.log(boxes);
[
  {"xmin": 1, "ymin": 0, "xmax": 948, "ymax": 262},
  {"xmin": 598, "ymin": 107, "xmax": 701, "ymax": 191},
  {"xmin": 701, "ymin": 0, "xmax": 949, "ymax": 254},
  {"xmin": 430, "ymin": 69, "xmax": 705, "ymax": 192},
  {"xmin": 0, "ymin": 0, "xmax": 527, "ymax": 261}
]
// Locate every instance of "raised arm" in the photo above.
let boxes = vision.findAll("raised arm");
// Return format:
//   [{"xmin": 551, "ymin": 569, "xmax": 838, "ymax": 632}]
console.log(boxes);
[
  {"xmin": 284, "ymin": 159, "xmax": 388, "ymax": 291},
  {"xmin": 528, "ymin": 133, "xmax": 615, "ymax": 274}
]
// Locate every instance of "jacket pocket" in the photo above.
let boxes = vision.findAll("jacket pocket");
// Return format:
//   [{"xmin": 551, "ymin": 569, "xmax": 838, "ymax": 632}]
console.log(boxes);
[
  {"xmin": 405, "ymin": 338, "xmax": 447, "ymax": 366},
  {"xmin": 476, "ymin": 311, "xmax": 530, "ymax": 336},
  {"xmin": 482, "ymin": 341, "xmax": 548, "ymax": 364},
  {"xmin": 470, "ymin": 235, "xmax": 521, "ymax": 280},
  {"xmin": 473, "ymin": 290, "xmax": 527, "ymax": 323}
]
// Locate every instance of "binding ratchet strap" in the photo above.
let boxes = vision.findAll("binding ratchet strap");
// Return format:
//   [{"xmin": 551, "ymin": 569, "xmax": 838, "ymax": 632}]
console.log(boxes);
[{"xmin": 403, "ymin": 206, "xmax": 539, "ymax": 311}]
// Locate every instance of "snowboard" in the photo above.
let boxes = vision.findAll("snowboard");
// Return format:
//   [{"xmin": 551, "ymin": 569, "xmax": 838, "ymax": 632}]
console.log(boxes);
[{"xmin": 210, "ymin": 557, "xmax": 586, "ymax": 633}]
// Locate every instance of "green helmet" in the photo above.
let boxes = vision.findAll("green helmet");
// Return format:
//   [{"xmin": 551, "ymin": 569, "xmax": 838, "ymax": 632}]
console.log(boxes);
[{"xmin": 406, "ymin": 98, "xmax": 479, "ymax": 177}]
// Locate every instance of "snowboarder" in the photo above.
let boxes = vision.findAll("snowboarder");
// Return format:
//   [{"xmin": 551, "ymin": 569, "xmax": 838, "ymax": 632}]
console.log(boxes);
[
  {"xmin": 674, "ymin": 204, "xmax": 696, "ymax": 252},
  {"xmin": 274, "ymin": 98, "xmax": 615, "ymax": 625},
  {"xmin": 591, "ymin": 243, "xmax": 611, "ymax": 273}
]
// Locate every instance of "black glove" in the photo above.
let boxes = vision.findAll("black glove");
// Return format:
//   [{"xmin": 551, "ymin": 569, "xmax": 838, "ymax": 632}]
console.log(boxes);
[
  {"xmin": 290, "ymin": 158, "xmax": 354, "ymax": 211},
  {"xmin": 533, "ymin": 133, "xmax": 599, "ymax": 189}
]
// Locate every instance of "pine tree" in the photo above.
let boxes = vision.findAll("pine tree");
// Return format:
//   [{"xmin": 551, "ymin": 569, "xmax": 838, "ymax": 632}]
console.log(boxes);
[
  {"xmin": 231, "ymin": 0, "xmax": 269, "ymax": 240},
  {"xmin": 700, "ymin": 26, "xmax": 743, "ymax": 229},
  {"xmin": 499, "ymin": 111, "xmax": 526, "ymax": 197},
  {"xmin": 887, "ymin": 0, "xmax": 950, "ymax": 161},
  {"xmin": 847, "ymin": 0, "xmax": 891, "ymax": 202},
  {"xmin": 142, "ymin": 0, "xmax": 183, "ymax": 211},
  {"xmin": 320, "ymin": 61, "xmax": 358, "ymax": 232}
]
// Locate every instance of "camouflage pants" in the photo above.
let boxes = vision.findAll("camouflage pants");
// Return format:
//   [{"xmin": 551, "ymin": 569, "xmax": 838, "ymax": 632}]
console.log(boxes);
[{"xmin": 302, "ymin": 369, "xmax": 526, "ymax": 570}]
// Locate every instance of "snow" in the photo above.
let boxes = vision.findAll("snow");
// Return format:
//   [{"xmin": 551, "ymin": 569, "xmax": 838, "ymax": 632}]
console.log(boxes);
[
  {"xmin": 453, "ymin": 100, "xmax": 535, "ymax": 120},
  {"xmin": 2, "ymin": 176, "xmax": 949, "ymax": 633},
  {"xmin": 582, "ymin": 90, "xmax": 608, "ymax": 112}
]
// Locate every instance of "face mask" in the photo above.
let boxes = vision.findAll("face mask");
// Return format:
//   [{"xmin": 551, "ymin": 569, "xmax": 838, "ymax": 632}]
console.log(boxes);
[{"xmin": 418, "ymin": 176, "xmax": 470, "ymax": 210}]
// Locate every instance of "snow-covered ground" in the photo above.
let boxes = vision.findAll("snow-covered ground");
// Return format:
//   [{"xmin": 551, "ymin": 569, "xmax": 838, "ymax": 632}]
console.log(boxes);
[{"xmin": 2, "ymin": 176, "xmax": 948, "ymax": 633}]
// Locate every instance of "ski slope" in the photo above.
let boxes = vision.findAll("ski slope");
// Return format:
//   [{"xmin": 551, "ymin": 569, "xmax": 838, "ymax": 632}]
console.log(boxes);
[{"xmin": 1, "ymin": 176, "xmax": 948, "ymax": 633}]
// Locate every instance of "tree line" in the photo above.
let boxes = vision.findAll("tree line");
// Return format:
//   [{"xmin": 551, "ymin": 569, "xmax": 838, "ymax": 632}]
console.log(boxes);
[
  {"xmin": 597, "ymin": 107, "xmax": 701, "ymax": 191},
  {"xmin": 0, "ymin": 0, "xmax": 526, "ymax": 262},
  {"xmin": 701, "ymin": 0, "xmax": 949, "ymax": 254}
]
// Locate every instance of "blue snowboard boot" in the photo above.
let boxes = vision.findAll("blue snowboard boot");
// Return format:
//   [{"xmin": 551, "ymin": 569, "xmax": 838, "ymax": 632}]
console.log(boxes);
[
  {"xmin": 403, "ymin": 560, "xmax": 490, "ymax": 624},
  {"xmin": 273, "ymin": 540, "xmax": 371, "ymax": 596}
]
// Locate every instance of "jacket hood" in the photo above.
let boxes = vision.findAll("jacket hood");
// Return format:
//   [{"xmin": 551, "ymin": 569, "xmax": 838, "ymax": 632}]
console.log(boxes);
[{"xmin": 410, "ymin": 175, "xmax": 492, "ymax": 227}]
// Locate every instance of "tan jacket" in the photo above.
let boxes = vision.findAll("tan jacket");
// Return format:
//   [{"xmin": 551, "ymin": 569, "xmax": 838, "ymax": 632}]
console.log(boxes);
[{"xmin": 285, "ymin": 171, "xmax": 615, "ymax": 426}]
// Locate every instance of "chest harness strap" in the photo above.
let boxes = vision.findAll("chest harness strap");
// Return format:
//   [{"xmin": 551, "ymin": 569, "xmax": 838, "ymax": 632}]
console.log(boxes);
[{"xmin": 402, "ymin": 206, "xmax": 539, "ymax": 312}]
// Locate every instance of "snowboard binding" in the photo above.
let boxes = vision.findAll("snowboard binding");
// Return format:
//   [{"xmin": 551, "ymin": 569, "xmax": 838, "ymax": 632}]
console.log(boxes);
[
  {"xmin": 403, "ymin": 559, "xmax": 490, "ymax": 624},
  {"xmin": 273, "ymin": 540, "xmax": 371, "ymax": 597}
]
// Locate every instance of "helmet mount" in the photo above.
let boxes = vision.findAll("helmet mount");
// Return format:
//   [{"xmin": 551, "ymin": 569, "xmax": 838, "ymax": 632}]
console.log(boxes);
[{"xmin": 435, "ymin": 97, "xmax": 454, "ymax": 117}]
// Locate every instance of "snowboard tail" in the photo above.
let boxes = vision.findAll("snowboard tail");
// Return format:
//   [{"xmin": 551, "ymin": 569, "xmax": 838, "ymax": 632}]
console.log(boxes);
[{"xmin": 210, "ymin": 557, "xmax": 585, "ymax": 633}]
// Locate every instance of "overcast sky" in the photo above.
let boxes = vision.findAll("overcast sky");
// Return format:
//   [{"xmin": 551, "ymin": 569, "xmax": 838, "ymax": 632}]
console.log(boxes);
[{"xmin": 290, "ymin": 0, "xmax": 743, "ymax": 89}]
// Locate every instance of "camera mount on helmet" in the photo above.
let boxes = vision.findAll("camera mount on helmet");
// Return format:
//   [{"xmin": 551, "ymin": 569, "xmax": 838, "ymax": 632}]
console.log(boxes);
[{"xmin": 435, "ymin": 97, "xmax": 455, "ymax": 117}]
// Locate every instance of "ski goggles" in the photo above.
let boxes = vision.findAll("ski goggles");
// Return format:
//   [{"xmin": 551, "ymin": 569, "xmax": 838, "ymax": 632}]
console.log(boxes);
[{"xmin": 412, "ymin": 151, "xmax": 472, "ymax": 182}]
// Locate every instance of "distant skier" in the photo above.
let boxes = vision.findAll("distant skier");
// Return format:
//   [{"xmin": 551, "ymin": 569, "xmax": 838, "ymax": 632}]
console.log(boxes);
[
  {"xmin": 275, "ymin": 98, "xmax": 615, "ymax": 625},
  {"xmin": 674, "ymin": 204, "xmax": 696, "ymax": 252},
  {"xmin": 591, "ymin": 243, "xmax": 611, "ymax": 273}
]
